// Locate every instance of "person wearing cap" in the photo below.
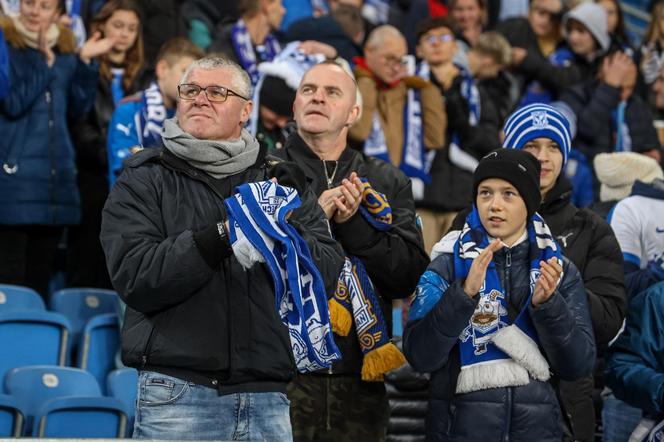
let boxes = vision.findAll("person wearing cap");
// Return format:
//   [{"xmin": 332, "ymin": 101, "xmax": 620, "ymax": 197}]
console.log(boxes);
[
  {"xmin": 511, "ymin": 2, "xmax": 612, "ymax": 104},
  {"xmin": 404, "ymin": 148, "xmax": 596, "ymax": 442},
  {"xmin": 560, "ymin": 49, "xmax": 661, "ymax": 163},
  {"xmin": 255, "ymin": 74, "xmax": 296, "ymax": 151},
  {"xmin": 501, "ymin": 103, "xmax": 626, "ymax": 441}
]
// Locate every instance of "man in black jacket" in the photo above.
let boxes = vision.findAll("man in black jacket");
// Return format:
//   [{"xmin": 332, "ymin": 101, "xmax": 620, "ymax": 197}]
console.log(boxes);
[
  {"xmin": 274, "ymin": 61, "xmax": 429, "ymax": 441},
  {"xmin": 100, "ymin": 56, "xmax": 345, "ymax": 441}
]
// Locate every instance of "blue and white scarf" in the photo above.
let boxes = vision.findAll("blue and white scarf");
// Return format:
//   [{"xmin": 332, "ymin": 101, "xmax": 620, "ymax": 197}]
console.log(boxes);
[
  {"xmin": 451, "ymin": 207, "xmax": 561, "ymax": 393},
  {"xmin": 66, "ymin": 0, "xmax": 86, "ymax": 48},
  {"xmin": 362, "ymin": 0, "xmax": 390, "ymax": 25},
  {"xmin": 138, "ymin": 81, "xmax": 169, "ymax": 148},
  {"xmin": 224, "ymin": 181, "xmax": 341, "ymax": 372},
  {"xmin": 613, "ymin": 100, "xmax": 632, "ymax": 152},
  {"xmin": 631, "ymin": 417, "xmax": 664, "ymax": 442},
  {"xmin": 248, "ymin": 41, "xmax": 326, "ymax": 135},
  {"xmin": 231, "ymin": 19, "xmax": 281, "ymax": 86},
  {"xmin": 418, "ymin": 61, "xmax": 481, "ymax": 173},
  {"xmin": 363, "ymin": 81, "xmax": 427, "ymax": 183}
]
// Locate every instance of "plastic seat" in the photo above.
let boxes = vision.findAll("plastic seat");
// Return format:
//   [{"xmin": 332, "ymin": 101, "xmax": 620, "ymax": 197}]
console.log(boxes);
[
  {"xmin": 107, "ymin": 367, "xmax": 138, "ymax": 437},
  {"xmin": 77, "ymin": 313, "xmax": 120, "ymax": 394},
  {"xmin": 49, "ymin": 288, "xmax": 119, "ymax": 348},
  {"xmin": 33, "ymin": 396, "xmax": 127, "ymax": 438},
  {"xmin": 50, "ymin": 288, "xmax": 120, "ymax": 363},
  {"xmin": 0, "ymin": 284, "xmax": 45, "ymax": 311},
  {"xmin": 0, "ymin": 311, "xmax": 70, "ymax": 390},
  {"xmin": 0, "ymin": 394, "xmax": 24, "ymax": 437},
  {"xmin": 4, "ymin": 365, "xmax": 125, "ymax": 437}
]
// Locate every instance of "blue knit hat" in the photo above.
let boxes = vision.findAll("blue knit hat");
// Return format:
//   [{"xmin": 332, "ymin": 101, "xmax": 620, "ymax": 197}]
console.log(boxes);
[{"xmin": 502, "ymin": 103, "xmax": 572, "ymax": 165}]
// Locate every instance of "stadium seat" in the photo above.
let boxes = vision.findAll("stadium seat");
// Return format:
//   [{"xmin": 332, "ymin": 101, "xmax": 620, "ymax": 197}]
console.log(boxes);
[
  {"xmin": 0, "ymin": 284, "xmax": 45, "ymax": 311},
  {"xmin": 0, "ymin": 311, "xmax": 70, "ymax": 390},
  {"xmin": 78, "ymin": 313, "xmax": 120, "ymax": 394},
  {"xmin": 49, "ymin": 288, "xmax": 120, "ymax": 360},
  {"xmin": 107, "ymin": 367, "xmax": 138, "ymax": 437},
  {"xmin": 0, "ymin": 394, "xmax": 24, "ymax": 437},
  {"xmin": 5, "ymin": 365, "xmax": 125, "ymax": 437}
]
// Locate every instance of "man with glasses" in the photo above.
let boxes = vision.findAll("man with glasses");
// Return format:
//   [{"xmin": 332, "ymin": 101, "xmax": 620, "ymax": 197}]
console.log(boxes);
[
  {"xmin": 348, "ymin": 25, "xmax": 445, "ymax": 185},
  {"xmin": 100, "ymin": 56, "xmax": 345, "ymax": 441}
]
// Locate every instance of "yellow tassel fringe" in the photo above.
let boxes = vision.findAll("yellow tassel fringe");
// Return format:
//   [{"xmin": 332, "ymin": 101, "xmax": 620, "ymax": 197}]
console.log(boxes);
[
  {"xmin": 328, "ymin": 299, "xmax": 352, "ymax": 336},
  {"xmin": 361, "ymin": 342, "xmax": 407, "ymax": 382}
]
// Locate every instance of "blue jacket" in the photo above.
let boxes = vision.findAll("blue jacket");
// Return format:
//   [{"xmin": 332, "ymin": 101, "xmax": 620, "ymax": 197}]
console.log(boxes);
[
  {"xmin": 605, "ymin": 281, "xmax": 664, "ymax": 416},
  {"xmin": 0, "ymin": 29, "xmax": 8, "ymax": 99},
  {"xmin": 0, "ymin": 22, "xmax": 97, "ymax": 226},
  {"xmin": 404, "ymin": 239, "xmax": 596, "ymax": 441}
]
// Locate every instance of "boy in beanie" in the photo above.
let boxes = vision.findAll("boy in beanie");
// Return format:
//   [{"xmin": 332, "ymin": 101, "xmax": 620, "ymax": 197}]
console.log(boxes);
[
  {"xmin": 404, "ymin": 148, "xmax": 596, "ymax": 442},
  {"xmin": 502, "ymin": 103, "xmax": 626, "ymax": 441},
  {"xmin": 256, "ymin": 75, "xmax": 296, "ymax": 150}
]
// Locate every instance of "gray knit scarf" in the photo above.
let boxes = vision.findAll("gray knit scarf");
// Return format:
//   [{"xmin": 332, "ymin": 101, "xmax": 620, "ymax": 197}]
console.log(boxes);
[{"xmin": 162, "ymin": 118, "xmax": 260, "ymax": 179}]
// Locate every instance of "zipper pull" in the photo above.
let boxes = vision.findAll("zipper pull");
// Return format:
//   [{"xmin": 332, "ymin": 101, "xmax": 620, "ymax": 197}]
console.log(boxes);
[{"xmin": 506, "ymin": 250, "xmax": 511, "ymax": 268}]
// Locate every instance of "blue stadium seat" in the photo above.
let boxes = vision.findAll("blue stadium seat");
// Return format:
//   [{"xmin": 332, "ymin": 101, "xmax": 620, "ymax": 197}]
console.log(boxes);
[
  {"xmin": 0, "ymin": 311, "xmax": 71, "ymax": 390},
  {"xmin": 0, "ymin": 394, "xmax": 24, "ymax": 437},
  {"xmin": 5, "ymin": 365, "xmax": 125, "ymax": 437},
  {"xmin": 107, "ymin": 367, "xmax": 137, "ymax": 437},
  {"xmin": 0, "ymin": 284, "xmax": 45, "ymax": 311},
  {"xmin": 33, "ymin": 396, "xmax": 127, "ymax": 438},
  {"xmin": 49, "ymin": 288, "xmax": 120, "ymax": 349},
  {"xmin": 78, "ymin": 313, "xmax": 120, "ymax": 394}
]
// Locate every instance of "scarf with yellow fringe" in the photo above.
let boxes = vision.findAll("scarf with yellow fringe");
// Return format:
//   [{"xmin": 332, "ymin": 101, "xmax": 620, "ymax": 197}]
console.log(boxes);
[{"xmin": 328, "ymin": 180, "xmax": 406, "ymax": 381}]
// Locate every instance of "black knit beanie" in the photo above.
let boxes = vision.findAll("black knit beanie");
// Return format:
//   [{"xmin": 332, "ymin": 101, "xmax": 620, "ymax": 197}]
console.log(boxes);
[
  {"xmin": 473, "ymin": 149, "xmax": 542, "ymax": 219},
  {"xmin": 259, "ymin": 75, "xmax": 296, "ymax": 118}
]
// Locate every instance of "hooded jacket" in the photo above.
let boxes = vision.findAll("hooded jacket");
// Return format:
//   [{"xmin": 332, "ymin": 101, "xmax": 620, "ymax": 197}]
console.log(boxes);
[
  {"xmin": 404, "ymin": 237, "xmax": 596, "ymax": 441},
  {"xmin": 0, "ymin": 18, "xmax": 97, "ymax": 226},
  {"xmin": 100, "ymin": 147, "xmax": 345, "ymax": 393}
]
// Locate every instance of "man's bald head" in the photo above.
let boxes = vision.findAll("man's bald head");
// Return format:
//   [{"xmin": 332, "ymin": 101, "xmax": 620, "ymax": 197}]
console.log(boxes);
[{"xmin": 364, "ymin": 25, "xmax": 408, "ymax": 84}]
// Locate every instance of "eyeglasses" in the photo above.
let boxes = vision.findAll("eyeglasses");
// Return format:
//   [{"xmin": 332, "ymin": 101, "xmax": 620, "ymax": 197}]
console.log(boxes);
[
  {"xmin": 424, "ymin": 34, "xmax": 455, "ymax": 45},
  {"xmin": 381, "ymin": 54, "xmax": 408, "ymax": 67},
  {"xmin": 178, "ymin": 83, "xmax": 249, "ymax": 102}
]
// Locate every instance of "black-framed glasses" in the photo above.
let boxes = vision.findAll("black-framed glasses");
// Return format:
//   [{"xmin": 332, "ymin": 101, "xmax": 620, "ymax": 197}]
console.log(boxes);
[
  {"xmin": 424, "ymin": 34, "xmax": 455, "ymax": 45},
  {"xmin": 178, "ymin": 83, "xmax": 249, "ymax": 102}
]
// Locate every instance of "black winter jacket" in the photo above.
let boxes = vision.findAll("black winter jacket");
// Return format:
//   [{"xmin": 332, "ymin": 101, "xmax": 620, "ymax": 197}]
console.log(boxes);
[
  {"xmin": 100, "ymin": 147, "xmax": 345, "ymax": 394},
  {"xmin": 273, "ymin": 133, "xmax": 429, "ymax": 373},
  {"xmin": 404, "ymin": 240, "xmax": 596, "ymax": 442},
  {"xmin": 560, "ymin": 80, "xmax": 660, "ymax": 160}
]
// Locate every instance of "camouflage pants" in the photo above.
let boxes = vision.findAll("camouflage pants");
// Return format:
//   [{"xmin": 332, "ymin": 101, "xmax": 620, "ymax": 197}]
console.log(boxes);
[{"xmin": 287, "ymin": 373, "xmax": 389, "ymax": 442}]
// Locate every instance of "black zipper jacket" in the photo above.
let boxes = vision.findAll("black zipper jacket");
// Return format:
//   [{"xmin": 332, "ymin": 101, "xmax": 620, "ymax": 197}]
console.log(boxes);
[
  {"xmin": 100, "ymin": 147, "xmax": 344, "ymax": 394},
  {"xmin": 272, "ymin": 133, "xmax": 429, "ymax": 373}
]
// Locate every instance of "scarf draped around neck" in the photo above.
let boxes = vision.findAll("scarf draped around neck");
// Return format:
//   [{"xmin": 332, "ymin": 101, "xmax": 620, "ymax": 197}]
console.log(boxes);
[{"xmin": 11, "ymin": 16, "xmax": 59, "ymax": 50}]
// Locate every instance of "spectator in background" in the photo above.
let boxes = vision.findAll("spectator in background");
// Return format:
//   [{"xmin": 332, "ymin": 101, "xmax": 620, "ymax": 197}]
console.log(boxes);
[
  {"xmin": 0, "ymin": 28, "xmax": 7, "ymax": 99},
  {"xmin": 560, "ymin": 50, "xmax": 660, "ymax": 163},
  {"xmin": 107, "ymin": 37, "xmax": 204, "ymax": 186},
  {"xmin": 597, "ymin": 0, "xmax": 633, "ymax": 53},
  {"xmin": 496, "ymin": 0, "xmax": 563, "ymax": 97},
  {"xmin": 274, "ymin": 60, "xmax": 428, "ymax": 442},
  {"xmin": 448, "ymin": 0, "xmax": 486, "ymax": 49},
  {"xmin": 0, "ymin": 0, "xmax": 103, "ymax": 299},
  {"xmin": 68, "ymin": 0, "xmax": 144, "ymax": 289},
  {"xmin": 101, "ymin": 56, "xmax": 345, "ymax": 441},
  {"xmin": 640, "ymin": 1, "xmax": 664, "ymax": 85},
  {"xmin": 208, "ymin": 0, "xmax": 286, "ymax": 86},
  {"xmin": 254, "ymin": 75, "xmax": 295, "ymax": 150},
  {"xmin": 414, "ymin": 18, "xmax": 507, "ymax": 252},
  {"xmin": 285, "ymin": 1, "xmax": 367, "ymax": 62},
  {"xmin": 405, "ymin": 148, "xmax": 596, "ymax": 442},
  {"xmin": 514, "ymin": 2, "xmax": 612, "ymax": 105},
  {"xmin": 591, "ymin": 151, "xmax": 663, "ymax": 219},
  {"xmin": 349, "ymin": 25, "xmax": 445, "ymax": 184},
  {"xmin": 180, "ymin": 0, "xmax": 237, "ymax": 50}
]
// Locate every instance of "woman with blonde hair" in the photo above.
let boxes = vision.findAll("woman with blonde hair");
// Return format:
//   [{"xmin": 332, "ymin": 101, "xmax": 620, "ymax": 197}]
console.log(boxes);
[
  {"xmin": 0, "ymin": 0, "xmax": 111, "ymax": 299},
  {"xmin": 67, "ymin": 0, "xmax": 144, "ymax": 288}
]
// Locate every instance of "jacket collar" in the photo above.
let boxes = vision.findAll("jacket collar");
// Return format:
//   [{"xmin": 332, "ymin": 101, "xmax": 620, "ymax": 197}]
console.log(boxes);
[
  {"xmin": 284, "ymin": 131, "xmax": 357, "ymax": 163},
  {"xmin": 631, "ymin": 179, "xmax": 664, "ymax": 200},
  {"xmin": 540, "ymin": 176, "xmax": 573, "ymax": 215}
]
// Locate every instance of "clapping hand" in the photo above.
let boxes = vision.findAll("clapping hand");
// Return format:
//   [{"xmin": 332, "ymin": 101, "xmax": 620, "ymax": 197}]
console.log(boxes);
[
  {"xmin": 531, "ymin": 257, "xmax": 563, "ymax": 307},
  {"xmin": 38, "ymin": 25, "xmax": 55, "ymax": 67},
  {"xmin": 79, "ymin": 31, "xmax": 117, "ymax": 65},
  {"xmin": 462, "ymin": 240, "xmax": 503, "ymax": 297},
  {"xmin": 316, "ymin": 172, "xmax": 364, "ymax": 223}
]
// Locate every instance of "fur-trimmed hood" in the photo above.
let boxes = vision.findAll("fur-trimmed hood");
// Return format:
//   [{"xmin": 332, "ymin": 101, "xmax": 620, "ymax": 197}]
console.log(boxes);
[{"xmin": 0, "ymin": 16, "xmax": 76, "ymax": 53}]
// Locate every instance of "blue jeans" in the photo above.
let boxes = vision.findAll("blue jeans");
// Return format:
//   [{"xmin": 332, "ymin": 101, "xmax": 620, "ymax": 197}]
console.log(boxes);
[
  {"xmin": 602, "ymin": 392, "xmax": 642, "ymax": 442},
  {"xmin": 133, "ymin": 371, "xmax": 292, "ymax": 440}
]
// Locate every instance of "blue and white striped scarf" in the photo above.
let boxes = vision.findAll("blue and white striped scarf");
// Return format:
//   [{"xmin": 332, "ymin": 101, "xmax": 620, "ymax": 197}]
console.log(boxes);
[
  {"xmin": 454, "ymin": 207, "xmax": 561, "ymax": 393},
  {"xmin": 224, "ymin": 181, "xmax": 341, "ymax": 372},
  {"xmin": 231, "ymin": 19, "xmax": 281, "ymax": 86}
]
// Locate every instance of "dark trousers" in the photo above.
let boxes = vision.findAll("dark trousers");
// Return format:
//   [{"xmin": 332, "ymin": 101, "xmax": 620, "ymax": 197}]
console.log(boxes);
[
  {"xmin": 0, "ymin": 225, "xmax": 63, "ymax": 300},
  {"xmin": 288, "ymin": 373, "xmax": 389, "ymax": 442}
]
